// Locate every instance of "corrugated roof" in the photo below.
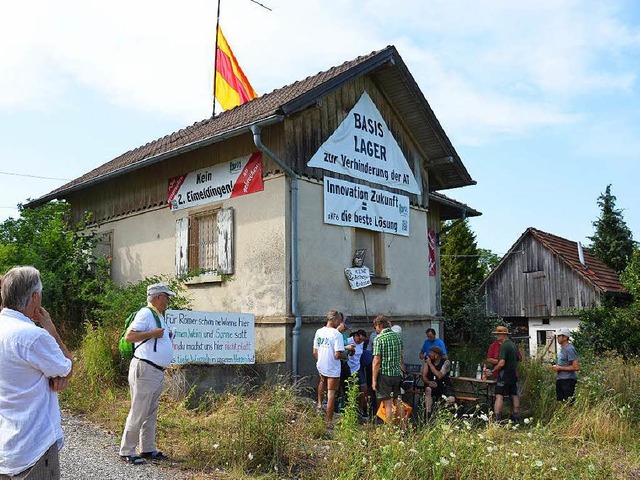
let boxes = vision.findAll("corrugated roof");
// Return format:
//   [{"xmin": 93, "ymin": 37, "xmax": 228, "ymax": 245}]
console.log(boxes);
[
  {"xmin": 528, "ymin": 228, "xmax": 626, "ymax": 294},
  {"xmin": 28, "ymin": 45, "xmax": 474, "ymax": 207}
]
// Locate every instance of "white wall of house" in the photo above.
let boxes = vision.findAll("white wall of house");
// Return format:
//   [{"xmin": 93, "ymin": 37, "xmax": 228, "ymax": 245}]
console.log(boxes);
[
  {"xmin": 100, "ymin": 174, "xmax": 288, "ymax": 316},
  {"xmin": 528, "ymin": 316, "xmax": 580, "ymax": 359},
  {"xmin": 296, "ymin": 178, "xmax": 433, "ymax": 318}
]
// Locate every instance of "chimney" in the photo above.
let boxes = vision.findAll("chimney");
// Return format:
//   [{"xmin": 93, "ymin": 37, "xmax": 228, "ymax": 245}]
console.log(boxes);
[{"xmin": 577, "ymin": 242, "xmax": 587, "ymax": 268}]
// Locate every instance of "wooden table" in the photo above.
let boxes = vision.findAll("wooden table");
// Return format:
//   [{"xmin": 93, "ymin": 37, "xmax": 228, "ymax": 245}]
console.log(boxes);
[{"xmin": 450, "ymin": 376, "xmax": 496, "ymax": 408}]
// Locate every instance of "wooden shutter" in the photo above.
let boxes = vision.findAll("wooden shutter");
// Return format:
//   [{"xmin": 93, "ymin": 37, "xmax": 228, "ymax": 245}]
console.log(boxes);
[
  {"xmin": 175, "ymin": 218, "xmax": 189, "ymax": 276},
  {"xmin": 216, "ymin": 207, "xmax": 234, "ymax": 274}
]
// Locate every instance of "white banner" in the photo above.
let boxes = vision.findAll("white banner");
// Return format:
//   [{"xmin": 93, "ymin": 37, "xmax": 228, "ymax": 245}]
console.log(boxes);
[
  {"xmin": 167, "ymin": 152, "xmax": 263, "ymax": 211},
  {"xmin": 308, "ymin": 91, "xmax": 420, "ymax": 194},
  {"xmin": 344, "ymin": 267, "xmax": 372, "ymax": 289},
  {"xmin": 165, "ymin": 310, "xmax": 255, "ymax": 365},
  {"xmin": 324, "ymin": 177, "xmax": 410, "ymax": 236}
]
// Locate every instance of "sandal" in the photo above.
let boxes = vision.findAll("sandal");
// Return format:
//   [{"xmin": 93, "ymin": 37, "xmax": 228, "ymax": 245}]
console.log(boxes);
[
  {"xmin": 120, "ymin": 455, "xmax": 144, "ymax": 465},
  {"xmin": 141, "ymin": 451, "xmax": 168, "ymax": 461}
]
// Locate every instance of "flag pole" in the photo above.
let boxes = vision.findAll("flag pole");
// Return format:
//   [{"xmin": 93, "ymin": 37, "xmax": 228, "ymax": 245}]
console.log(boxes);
[{"xmin": 212, "ymin": 0, "xmax": 222, "ymax": 118}]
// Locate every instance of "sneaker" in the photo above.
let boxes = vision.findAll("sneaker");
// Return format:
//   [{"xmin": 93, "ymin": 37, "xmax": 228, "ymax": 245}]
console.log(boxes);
[
  {"xmin": 140, "ymin": 451, "xmax": 168, "ymax": 461},
  {"xmin": 120, "ymin": 455, "xmax": 144, "ymax": 465}
]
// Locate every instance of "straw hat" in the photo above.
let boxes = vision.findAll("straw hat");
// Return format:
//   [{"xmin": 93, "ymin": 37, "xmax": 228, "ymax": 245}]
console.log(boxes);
[{"xmin": 492, "ymin": 325, "xmax": 509, "ymax": 335}]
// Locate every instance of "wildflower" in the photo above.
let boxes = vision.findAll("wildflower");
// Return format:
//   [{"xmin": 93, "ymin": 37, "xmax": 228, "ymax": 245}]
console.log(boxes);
[
  {"xmin": 551, "ymin": 467, "xmax": 558, "ymax": 471},
  {"xmin": 511, "ymin": 452, "xmax": 519, "ymax": 457},
  {"xmin": 486, "ymin": 446, "xmax": 495, "ymax": 453},
  {"xmin": 524, "ymin": 417, "xmax": 531, "ymax": 424},
  {"xmin": 213, "ymin": 444, "xmax": 219, "ymax": 449},
  {"xmin": 449, "ymin": 452, "xmax": 456, "ymax": 458},
  {"xmin": 248, "ymin": 453, "xmax": 254, "ymax": 461},
  {"xmin": 479, "ymin": 413, "xmax": 489, "ymax": 422},
  {"xmin": 439, "ymin": 457, "xmax": 450, "ymax": 466},
  {"xmin": 515, "ymin": 440, "xmax": 522, "ymax": 445},
  {"xmin": 394, "ymin": 462, "xmax": 402, "ymax": 470},
  {"xmin": 362, "ymin": 457, "xmax": 368, "ymax": 464},
  {"xmin": 398, "ymin": 440, "xmax": 405, "ymax": 446},
  {"xmin": 527, "ymin": 432, "xmax": 533, "ymax": 438},
  {"xmin": 361, "ymin": 439, "xmax": 367, "ymax": 446},
  {"xmin": 534, "ymin": 460, "xmax": 543, "ymax": 467},
  {"xmin": 409, "ymin": 449, "xmax": 418, "ymax": 454}
]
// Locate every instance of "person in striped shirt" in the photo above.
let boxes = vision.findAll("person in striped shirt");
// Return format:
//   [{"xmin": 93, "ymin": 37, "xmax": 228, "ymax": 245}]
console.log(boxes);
[{"xmin": 372, "ymin": 315, "xmax": 405, "ymax": 424}]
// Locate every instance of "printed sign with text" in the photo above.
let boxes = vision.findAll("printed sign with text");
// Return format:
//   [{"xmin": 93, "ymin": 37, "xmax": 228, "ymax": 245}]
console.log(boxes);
[
  {"xmin": 307, "ymin": 92, "xmax": 420, "ymax": 194},
  {"xmin": 324, "ymin": 177, "xmax": 410, "ymax": 236},
  {"xmin": 167, "ymin": 152, "xmax": 263, "ymax": 211},
  {"xmin": 166, "ymin": 310, "xmax": 255, "ymax": 365}
]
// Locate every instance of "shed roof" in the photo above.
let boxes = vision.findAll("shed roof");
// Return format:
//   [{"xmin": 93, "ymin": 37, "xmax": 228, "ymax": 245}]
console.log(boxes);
[
  {"xmin": 481, "ymin": 227, "xmax": 627, "ymax": 295},
  {"xmin": 429, "ymin": 191, "xmax": 481, "ymax": 220},
  {"xmin": 28, "ymin": 45, "xmax": 474, "ymax": 207}
]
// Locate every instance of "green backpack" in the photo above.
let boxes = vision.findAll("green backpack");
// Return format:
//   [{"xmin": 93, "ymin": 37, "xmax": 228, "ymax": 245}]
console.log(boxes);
[{"xmin": 118, "ymin": 307, "xmax": 162, "ymax": 360}]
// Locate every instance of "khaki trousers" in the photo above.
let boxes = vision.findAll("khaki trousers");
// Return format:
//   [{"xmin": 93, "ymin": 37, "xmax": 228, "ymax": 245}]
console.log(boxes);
[
  {"xmin": 119, "ymin": 358, "xmax": 165, "ymax": 456},
  {"xmin": 0, "ymin": 443, "xmax": 59, "ymax": 480}
]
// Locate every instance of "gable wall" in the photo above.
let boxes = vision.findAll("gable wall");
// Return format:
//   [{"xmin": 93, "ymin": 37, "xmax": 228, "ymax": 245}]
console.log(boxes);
[
  {"xmin": 284, "ymin": 76, "xmax": 428, "ymax": 206},
  {"xmin": 484, "ymin": 235, "xmax": 602, "ymax": 318}
]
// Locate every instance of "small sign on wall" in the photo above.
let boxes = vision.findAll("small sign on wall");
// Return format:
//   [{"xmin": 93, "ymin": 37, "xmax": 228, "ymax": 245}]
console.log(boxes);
[
  {"xmin": 165, "ymin": 310, "xmax": 255, "ymax": 365},
  {"xmin": 344, "ymin": 266, "xmax": 372, "ymax": 289}
]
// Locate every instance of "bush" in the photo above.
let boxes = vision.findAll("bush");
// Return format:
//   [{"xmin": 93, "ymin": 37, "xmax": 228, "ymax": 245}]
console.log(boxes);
[{"xmin": 0, "ymin": 202, "xmax": 100, "ymax": 344}]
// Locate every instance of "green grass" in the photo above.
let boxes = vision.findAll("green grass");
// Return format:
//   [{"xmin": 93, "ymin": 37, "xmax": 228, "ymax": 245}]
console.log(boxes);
[{"xmin": 61, "ymin": 348, "xmax": 640, "ymax": 479}]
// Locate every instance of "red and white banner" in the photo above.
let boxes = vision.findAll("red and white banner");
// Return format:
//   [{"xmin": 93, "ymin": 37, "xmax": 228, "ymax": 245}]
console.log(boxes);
[
  {"xmin": 168, "ymin": 152, "xmax": 263, "ymax": 211},
  {"xmin": 428, "ymin": 228, "xmax": 437, "ymax": 276}
]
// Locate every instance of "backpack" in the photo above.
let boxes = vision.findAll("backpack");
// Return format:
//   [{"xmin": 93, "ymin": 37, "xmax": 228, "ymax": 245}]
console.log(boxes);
[{"xmin": 118, "ymin": 307, "xmax": 162, "ymax": 360}]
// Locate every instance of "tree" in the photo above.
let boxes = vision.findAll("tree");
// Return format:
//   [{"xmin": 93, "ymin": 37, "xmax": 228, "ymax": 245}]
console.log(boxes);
[
  {"xmin": 477, "ymin": 248, "xmax": 501, "ymax": 278},
  {"xmin": 588, "ymin": 184, "xmax": 635, "ymax": 274},
  {"xmin": 574, "ymin": 247, "xmax": 640, "ymax": 358},
  {"xmin": 0, "ymin": 202, "xmax": 100, "ymax": 341},
  {"xmin": 440, "ymin": 219, "xmax": 485, "ymax": 343}
]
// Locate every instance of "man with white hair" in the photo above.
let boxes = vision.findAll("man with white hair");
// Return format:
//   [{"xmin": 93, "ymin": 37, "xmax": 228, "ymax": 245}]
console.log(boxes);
[
  {"xmin": 119, "ymin": 283, "xmax": 175, "ymax": 465},
  {"xmin": 0, "ymin": 266, "xmax": 73, "ymax": 479},
  {"xmin": 552, "ymin": 328, "xmax": 580, "ymax": 402}
]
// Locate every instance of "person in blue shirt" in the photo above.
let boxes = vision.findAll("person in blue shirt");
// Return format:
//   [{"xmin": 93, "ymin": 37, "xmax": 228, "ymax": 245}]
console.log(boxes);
[{"xmin": 419, "ymin": 328, "xmax": 447, "ymax": 360}]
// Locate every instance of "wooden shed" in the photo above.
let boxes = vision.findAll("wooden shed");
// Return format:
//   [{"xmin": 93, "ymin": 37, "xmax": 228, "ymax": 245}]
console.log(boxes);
[{"xmin": 480, "ymin": 228, "xmax": 628, "ymax": 357}]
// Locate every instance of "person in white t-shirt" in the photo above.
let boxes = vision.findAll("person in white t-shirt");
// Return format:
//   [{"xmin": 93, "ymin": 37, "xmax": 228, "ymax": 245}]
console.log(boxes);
[
  {"xmin": 0, "ymin": 266, "xmax": 73, "ymax": 479},
  {"xmin": 313, "ymin": 310, "xmax": 347, "ymax": 427},
  {"xmin": 119, "ymin": 283, "xmax": 175, "ymax": 465}
]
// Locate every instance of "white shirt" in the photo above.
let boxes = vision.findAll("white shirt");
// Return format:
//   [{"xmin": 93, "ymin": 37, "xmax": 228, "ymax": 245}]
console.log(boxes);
[
  {"xmin": 0, "ymin": 308, "xmax": 72, "ymax": 475},
  {"xmin": 313, "ymin": 326, "xmax": 344, "ymax": 378},
  {"xmin": 346, "ymin": 338, "xmax": 364, "ymax": 375},
  {"xmin": 128, "ymin": 306, "xmax": 173, "ymax": 367}
]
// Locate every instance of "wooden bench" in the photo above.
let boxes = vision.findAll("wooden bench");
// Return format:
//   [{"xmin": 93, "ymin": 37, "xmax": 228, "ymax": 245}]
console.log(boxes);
[{"xmin": 455, "ymin": 395, "xmax": 479, "ymax": 404}]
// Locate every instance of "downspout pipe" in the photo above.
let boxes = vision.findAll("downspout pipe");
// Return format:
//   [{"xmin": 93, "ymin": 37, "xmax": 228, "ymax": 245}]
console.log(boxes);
[{"xmin": 250, "ymin": 123, "xmax": 302, "ymax": 379}]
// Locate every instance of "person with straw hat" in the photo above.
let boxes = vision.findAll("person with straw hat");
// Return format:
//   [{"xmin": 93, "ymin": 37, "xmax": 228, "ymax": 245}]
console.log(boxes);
[{"xmin": 491, "ymin": 325, "xmax": 520, "ymax": 422}]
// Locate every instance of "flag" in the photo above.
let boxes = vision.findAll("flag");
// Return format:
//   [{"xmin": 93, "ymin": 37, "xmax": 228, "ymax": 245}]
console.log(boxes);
[{"xmin": 214, "ymin": 26, "xmax": 257, "ymax": 110}]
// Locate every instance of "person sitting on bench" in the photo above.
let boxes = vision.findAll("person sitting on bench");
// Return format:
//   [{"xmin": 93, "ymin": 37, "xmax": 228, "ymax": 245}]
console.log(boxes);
[{"xmin": 421, "ymin": 346, "xmax": 455, "ymax": 416}]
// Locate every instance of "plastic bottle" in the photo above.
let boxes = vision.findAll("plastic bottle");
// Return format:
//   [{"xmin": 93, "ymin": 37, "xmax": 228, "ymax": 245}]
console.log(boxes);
[
  {"xmin": 455, "ymin": 361, "xmax": 460, "ymax": 378},
  {"xmin": 476, "ymin": 363, "xmax": 482, "ymax": 380},
  {"xmin": 481, "ymin": 363, "xmax": 487, "ymax": 381}
]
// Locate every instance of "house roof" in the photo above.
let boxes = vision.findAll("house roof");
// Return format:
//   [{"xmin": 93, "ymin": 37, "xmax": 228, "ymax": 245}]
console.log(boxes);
[
  {"xmin": 429, "ymin": 191, "xmax": 481, "ymax": 220},
  {"xmin": 481, "ymin": 227, "xmax": 627, "ymax": 295},
  {"xmin": 28, "ymin": 45, "xmax": 475, "ymax": 208}
]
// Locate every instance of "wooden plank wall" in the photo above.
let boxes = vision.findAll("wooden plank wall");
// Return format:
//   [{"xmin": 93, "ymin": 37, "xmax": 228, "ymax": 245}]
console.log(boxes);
[
  {"xmin": 67, "ymin": 127, "xmax": 286, "ymax": 224},
  {"xmin": 484, "ymin": 235, "xmax": 602, "ymax": 318}
]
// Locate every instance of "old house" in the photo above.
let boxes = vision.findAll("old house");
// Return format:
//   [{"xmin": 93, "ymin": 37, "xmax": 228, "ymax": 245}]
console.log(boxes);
[
  {"xmin": 29, "ymin": 46, "xmax": 479, "ymax": 387},
  {"xmin": 480, "ymin": 228, "xmax": 628, "ymax": 358}
]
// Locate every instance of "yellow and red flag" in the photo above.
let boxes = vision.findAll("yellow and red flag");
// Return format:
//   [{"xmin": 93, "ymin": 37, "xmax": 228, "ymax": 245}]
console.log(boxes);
[{"xmin": 214, "ymin": 26, "xmax": 257, "ymax": 110}]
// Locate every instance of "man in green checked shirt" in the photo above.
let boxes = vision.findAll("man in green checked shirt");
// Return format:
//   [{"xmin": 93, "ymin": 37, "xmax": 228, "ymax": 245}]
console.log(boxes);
[{"xmin": 372, "ymin": 315, "xmax": 406, "ymax": 424}]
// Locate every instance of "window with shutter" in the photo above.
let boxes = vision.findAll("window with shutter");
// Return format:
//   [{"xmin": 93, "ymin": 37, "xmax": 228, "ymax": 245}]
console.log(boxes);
[{"xmin": 175, "ymin": 207, "xmax": 234, "ymax": 279}]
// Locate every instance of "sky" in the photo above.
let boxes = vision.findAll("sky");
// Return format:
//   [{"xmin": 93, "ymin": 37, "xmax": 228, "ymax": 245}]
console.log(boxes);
[{"xmin": 1, "ymin": 0, "xmax": 639, "ymax": 256}]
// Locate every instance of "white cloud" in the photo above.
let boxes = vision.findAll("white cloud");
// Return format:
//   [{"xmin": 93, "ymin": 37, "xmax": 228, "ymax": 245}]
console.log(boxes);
[{"xmin": 1, "ymin": 0, "xmax": 639, "ymax": 141}]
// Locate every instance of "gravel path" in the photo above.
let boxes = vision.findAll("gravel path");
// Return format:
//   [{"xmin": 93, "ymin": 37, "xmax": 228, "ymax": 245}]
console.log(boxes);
[{"xmin": 59, "ymin": 413, "xmax": 194, "ymax": 480}]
